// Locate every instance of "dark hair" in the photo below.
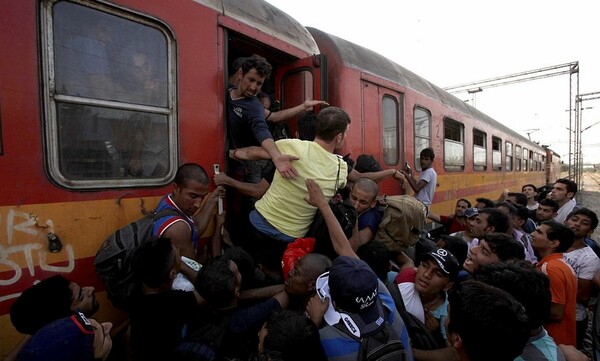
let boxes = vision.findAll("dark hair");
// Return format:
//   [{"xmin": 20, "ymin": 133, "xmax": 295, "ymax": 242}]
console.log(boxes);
[
  {"xmin": 231, "ymin": 56, "xmax": 247, "ymax": 73},
  {"xmin": 475, "ymin": 197, "xmax": 495, "ymax": 209},
  {"xmin": 241, "ymin": 55, "xmax": 272, "ymax": 79},
  {"xmin": 513, "ymin": 204, "xmax": 530, "ymax": 222},
  {"xmin": 448, "ymin": 281, "xmax": 529, "ymax": 361},
  {"xmin": 539, "ymin": 198, "xmax": 559, "ymax": 212},
  {"xmin": 315, "ymin": 107, "xmax": 351, "ymax": 142},
  {"xmin": 357, "ymin": 240, "xmax": 391, "ymax": 281},
  {"xmin": 476, "ymin": 260, "xmax": 551, "ymax": 329},
  {"xmin": 566, "ymin": 207, "xmax": 599, "ymax": 231},
  {"xmin": 133, "ymin": 237, "xmax": 177, "ymax": 288},
  {"xmin": 480, "ymin": 232, "xmax": 525, "ymax": 261},
  {"xmin": 478, "ymin": 208, "xmax": 510, "ymax": 234},
  {"xmin": 299, "ymin": 253, "xmax": 333, "ymax": 281},
  {"xmin": 224, "ymin": 246, "xmax": 256, "ymax": 290},
  {"xmin": 495, "ymin": 201, "xmax": 517, "ymax": 216},
  {"xmin": 297, "ymin": 110, "xmax": 317, "ymax": 141},
  {"xmin": 555, "ymin": 178, "xmax": 578, "ymax": 196},
  {"xmin": 354, "ymin": 154, "xmax": 382, "ymax": 172},
  {"xmin": 10, "ymin": 275, "xmax": 73, "ymax": 334},
  {"xmin": 174, "ymin": 163, "xmax": 209, "ymax": 187},
  {"xmin": 195, "ymin": 256, "xmax": 237, "ymax": 307},
  {"xmin": 507, "ymin": 192, "xmax": 528, "ymax": 207},
  {"xmin": 541, "ymin": 221, "xmax": 576, "ymax": 252},
  {"xmin": 437, "ymin": 235, "xmax": 468, "ymax": 267},
  {"xmin": 521, "ymin": 184, "xmax": 537, "ymax": 193},
  {"xmin": 261, "ymin": 310, "xmax": 327, "ymax": 361},
  {"xmin": 420, "ymin": 147, "xmax": 435, "ymax": 160},
  {"xmin": 353, "ymin": 178, "xmax": 378, "ymax": 199},
  {"xmin": 456, "ymin": 198, "xmax": 472, "ymax": 208}
]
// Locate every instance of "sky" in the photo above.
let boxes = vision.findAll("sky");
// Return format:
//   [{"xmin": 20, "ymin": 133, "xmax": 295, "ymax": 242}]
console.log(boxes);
[{"xmin": 265, "ymin": 0, "xmax": 600, "ymax": 164}]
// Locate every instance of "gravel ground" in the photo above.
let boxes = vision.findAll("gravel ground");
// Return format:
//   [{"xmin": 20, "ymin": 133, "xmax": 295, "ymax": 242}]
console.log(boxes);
[{"xmin": 577, "ymin": 171, "xmax": 600, "ymax": 243}]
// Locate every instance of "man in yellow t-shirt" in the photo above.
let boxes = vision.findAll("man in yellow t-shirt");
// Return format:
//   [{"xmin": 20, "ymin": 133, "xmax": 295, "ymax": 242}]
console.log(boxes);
[{"xmin": 250, "ymin": 106, "xmax": 350, "ymax": 242}]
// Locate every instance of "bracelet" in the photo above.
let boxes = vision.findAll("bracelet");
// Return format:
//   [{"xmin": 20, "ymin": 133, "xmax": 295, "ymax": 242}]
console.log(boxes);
[{"xmin": 232, "ymin": 149, "xmax": 239, "ymax": 160}]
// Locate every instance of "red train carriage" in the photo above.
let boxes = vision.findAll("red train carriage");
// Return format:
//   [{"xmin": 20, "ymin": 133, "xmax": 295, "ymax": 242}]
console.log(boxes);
[
  {"xmin": 0, "ymin": 0, "xmax": 322, "ymax": 354},
  {"xmin": 308, "ymin": 28, "xmax": 552, "ymax": 215},
  {"xmin": 0, "ymin": 0, "xmax": 558, "ymax": 356}
]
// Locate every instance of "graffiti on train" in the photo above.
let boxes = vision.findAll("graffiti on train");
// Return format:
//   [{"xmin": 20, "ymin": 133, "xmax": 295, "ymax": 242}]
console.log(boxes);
[{"xmin": 0, "ymin": 209, "xmax": 74, "ymax": 287}]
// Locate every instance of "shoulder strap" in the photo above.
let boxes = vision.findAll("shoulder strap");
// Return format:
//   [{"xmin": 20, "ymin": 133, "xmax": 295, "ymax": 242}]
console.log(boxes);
[
  {"xmin": 152, "ymin": 207, "xmax": 182, "ymax": 222},
  {"xmin": 385, "ymin": 281, "xmax": 408, "ymax": 314}
]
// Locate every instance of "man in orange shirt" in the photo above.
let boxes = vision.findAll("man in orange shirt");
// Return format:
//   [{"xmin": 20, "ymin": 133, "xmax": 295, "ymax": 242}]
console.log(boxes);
[{"xmin": 531, "ymin": 220, "xmax": 578, "ymax": 346}]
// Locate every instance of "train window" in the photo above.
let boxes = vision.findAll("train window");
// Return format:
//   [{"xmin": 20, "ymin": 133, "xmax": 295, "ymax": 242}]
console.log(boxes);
[
  {"xmin": 414, "ymin": 107, "xmax": 431, "ymax": 170},
  {"xmin": 529, "ymin": 150, "xmax": 534, "ymax": 171},
  {"xmin": 492, "ymin": 136, "xmax": 502, "ymax": 171},
  {"xmin": 515, "ymin": 145, "xmax": 522, "ymax": 171},
  {"xmin": 382, "ymin": 96, "xmax": 399, "ymax": 165},
  {"xmin": 505, "ymin": 141, "xmax": 513, "ymax": 171},
  {"xmin": 523, "ymin": 148, "xmax": 528, "ymax": 171},
  {"xmin": 443, "ymin": 118, "xmax": 464, "ymax": 171},
  {"xmin": 473, "ymin": 129, "xmax": 487, "ymax": 171},
  {"xmin": 42, "ymin": 1, "xmax": 176, "ymax": 189}
]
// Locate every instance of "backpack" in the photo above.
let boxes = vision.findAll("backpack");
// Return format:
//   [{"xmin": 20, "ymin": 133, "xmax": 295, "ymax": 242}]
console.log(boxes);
[
  {"xmin": 94, "ymin": 208, "xmax": 181, "ymax": 310},
  {"xmin": 308, "ymin": 200, "xmax": 356, "ymax": 260},
  {"xmin": 267, "ymin": 120, "xmax": 290, "ymax": 141},
  {"xmin": 375, "ymin": 195, "xmax": 426, "ymax": 254},
  {"xmin": 334, "ymin": 312, "xmax": 407, "ymax": 361},
  {"xmin": 385, "ymin": 281, "xmax": 445, "ymax": 350}
]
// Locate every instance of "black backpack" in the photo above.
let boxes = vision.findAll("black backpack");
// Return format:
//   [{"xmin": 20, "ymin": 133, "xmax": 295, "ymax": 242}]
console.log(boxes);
[
  {"xmin": 385, "ymin": 281, "xmax": 445, "ymax": 350},
  {"xmin": 334, "ymin": 311, "xmax": 407, "ymax": 361},
  {"xmin": 94, "ymin": 208, "xmax": 181, "ymax": 310}
]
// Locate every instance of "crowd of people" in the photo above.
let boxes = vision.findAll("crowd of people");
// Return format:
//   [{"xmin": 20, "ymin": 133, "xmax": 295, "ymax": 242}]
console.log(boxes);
[{"xmin": 7, "ymin": 55, "xmax": 600, "ymax": 361}]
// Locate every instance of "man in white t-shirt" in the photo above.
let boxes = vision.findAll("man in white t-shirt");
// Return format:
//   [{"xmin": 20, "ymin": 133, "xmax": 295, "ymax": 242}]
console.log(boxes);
[
  {"xmin": 401, "ymin": 147, "xmax": 437, "ymax": 208},
  {"xmin": 550, "ymin": 178, "xmax": 578, "ymax": 224},
  {"xmin": 563, "ymin": 207, "xmax": 600, "ymax": 349}
]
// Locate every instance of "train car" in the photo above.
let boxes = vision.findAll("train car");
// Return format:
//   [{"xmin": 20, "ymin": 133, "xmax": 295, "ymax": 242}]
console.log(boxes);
[
  {"xmin": 308, "ymin": 28, "xmax": 553, "ymax": 216},
  {"xmin": 0, "ymin": 0, "xmax": 559, "ymax": 356},
  {"xmin": 0, "ymin": 0, "xmax": 326, "ymax": 355}
]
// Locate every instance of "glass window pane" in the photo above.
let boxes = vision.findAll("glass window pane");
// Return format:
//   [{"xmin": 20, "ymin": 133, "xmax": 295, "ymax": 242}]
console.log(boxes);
[
  {"xmin": 45, "ymin": 1, "xmax": 175, "ymax": 189},
  {"xmin": 57, "ymin": 103, "xmax": 170, "ymax": 180},
  {"xmin": 492, "ymin": 137, "xmax": 501, "ymax": 171},
  {"xmin": 382, "ymin": 96, "xmax": 398, "ymax": 165},
  {"xmin": 444, "ymin": 140, "xmax": 464, "ymax": 171},
  {"xmin": 54, "ymin": 2, "xmax": 168, "ymax": 106},
  {"xmin": 444, "ymin": 118, "xmax": 464, "ymax": 171},
  {"xmin": 414, "ymin": 107, "xmax": 431, "ymax": 170}
]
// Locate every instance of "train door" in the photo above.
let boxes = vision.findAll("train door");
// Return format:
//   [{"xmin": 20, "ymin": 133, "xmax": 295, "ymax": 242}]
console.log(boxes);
[
  {"xmin": 275, "ymin": 55, "xmax": 327, "ymax": 136},
  {"xmin": 361, "ymin": 80, "xmax": 404, "ymax": 168}
]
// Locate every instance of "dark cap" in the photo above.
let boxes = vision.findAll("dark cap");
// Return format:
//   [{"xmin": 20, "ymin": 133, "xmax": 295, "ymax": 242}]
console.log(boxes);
[
  {"xmin": 465, "ymin": 207, "xmax": 479, "ymax": 218},
  {"xmin": 422, "ymin": 248, "xmax": 460, "ymax": 281},
  {"xmin": 18, "ymin": 313, "xmax": 96, "ymax": 361},
  {"xmin": 329, "ymin": 256, "xmax": 385, "ymax": 337}
]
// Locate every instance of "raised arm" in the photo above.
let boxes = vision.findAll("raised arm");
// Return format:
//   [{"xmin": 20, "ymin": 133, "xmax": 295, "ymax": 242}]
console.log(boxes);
[
  {"xmin": 261, "ymin": 138, "xmax": 299, "ymax": 179},
  {"xmin": 347, "ymin": 168, "xmax": 397, "ymax": 183},
  {"xmin": 229, "ymin": 147, "xmax": 270, "ymax": 161},
  {"xmin": 214, "ymin": 173, "xmax": 270, "ymax": 199},
  {"xmin": 266, "ymin": 99, "xmax": 328, "ymax": 123},
  {"xmin": 304, "ymin": 178, "xmax": 357, "ymax": 259}
]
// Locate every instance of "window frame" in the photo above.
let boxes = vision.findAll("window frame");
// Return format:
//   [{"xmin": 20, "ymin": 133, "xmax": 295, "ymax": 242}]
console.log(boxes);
[
  {"xmin": 472, "ymin": 128, "xmax": 487, "ymax": 172},
  {"xmin": 443, "ymin": 117, "xmax": 465, "ymax": 172},
  {"xmin": 382, "ymin": 95, "xmax": 400, "ymax": 166},
  {"xmin": 40, "ymin": 0, "xmax": 177, "ymax": 189},
  {"xmin": 505, "ymin": 141, "xmax": 513, "ymax": 171},
  {"xmin": 413, "ymin": 106, "xmax": 431, "ymax": 171}
]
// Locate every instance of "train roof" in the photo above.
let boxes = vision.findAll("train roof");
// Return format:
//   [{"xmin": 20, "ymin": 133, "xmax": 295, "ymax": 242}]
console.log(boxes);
[
  {"xmin": 194, "ymin": 0, "xmax": 319, "ymax": 55},
  {"xmin": 308, "ymin": 27, "xmax": 544, "ymax": 151}
]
